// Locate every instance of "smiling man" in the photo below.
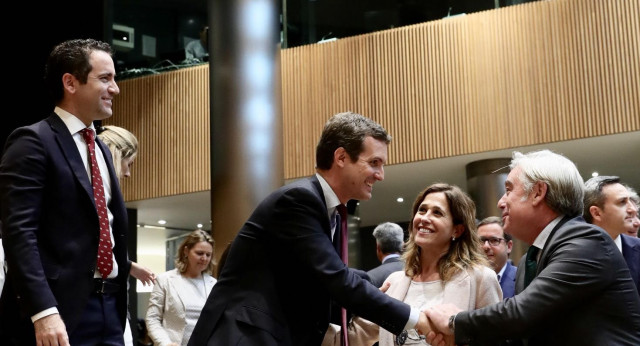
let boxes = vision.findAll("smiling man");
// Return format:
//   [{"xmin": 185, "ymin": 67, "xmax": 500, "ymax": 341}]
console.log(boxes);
[
  {"xmin": 0, "ymin": 39, "xmax": 130, "ymax": 346},
  {"xmin": 189, "ymin": 112, "xmax": 434, "ymax": 346},
  {"xmin": 425, "ymin": 150, "xmax": 640, "ymax": 346}
]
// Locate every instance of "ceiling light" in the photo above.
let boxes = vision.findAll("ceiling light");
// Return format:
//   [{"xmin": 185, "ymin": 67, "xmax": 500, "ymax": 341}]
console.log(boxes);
[
  {"xmin": 197, "ymin": 223, "xmax": 203, "ymax": 228},
  {"xmin": 592, "ymin": 172, "xmax": 599, "ymax": 177},
  {"xmin": 157, "ymin": 220, "xmax": 167, "ymax": 225},
  {"xmin": 397, "ymin": 197, "xmax": 404, "ymax": 203}
]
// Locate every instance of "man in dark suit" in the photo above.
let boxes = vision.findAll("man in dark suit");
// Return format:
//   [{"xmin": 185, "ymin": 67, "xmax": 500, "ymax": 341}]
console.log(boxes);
[
  {"xmin": 425, "ymin": 150, "xmax": 640, "ymax": 345},
  {"xmin": 188, "ymin": 112, "xmax": 432, "ymax": 346},
  {"xmin": 584, "ymin": 175, "xmax": 640, "ymax": 295},
  {"xmin": 0, "ymin": 39, "xmax": 129, "ymax": 346},
  {"xmin": 367, "ymin": 222, "xmax": 405, "ymax": 288},
  {"xmin": 477, "ymin": 216, "xmax": 516, "ymax": 298}
]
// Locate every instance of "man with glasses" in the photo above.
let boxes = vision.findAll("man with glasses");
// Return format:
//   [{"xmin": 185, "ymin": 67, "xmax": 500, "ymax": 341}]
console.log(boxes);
[{"xmin": 477, "ymin": 216, "xmax": 516, "ymax": 298}]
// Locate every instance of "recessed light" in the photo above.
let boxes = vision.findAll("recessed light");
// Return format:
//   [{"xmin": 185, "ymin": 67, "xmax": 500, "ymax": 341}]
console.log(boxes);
[
  {"xmin": 591, "ymin": 172, "xmax": 599, "ymax": 177},
  {"xmin": 158, "ymin": 220, "xmax": 167, "ymax": 225},
  {"xmin": 397, "ymin": 197, "xmax": 404, "ymax": 203},
  {"xmin": 197, "ymin": 223, "xmax": 203, "ymax": 228}
]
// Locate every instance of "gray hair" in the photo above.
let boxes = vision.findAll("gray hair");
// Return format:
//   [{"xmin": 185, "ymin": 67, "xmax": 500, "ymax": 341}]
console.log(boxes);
[
  {"xmin": 510, "ymin": 150, "xmax": 584, "ymax": 217},
  {"xmin": 372, "ymin": 222, "xmax": 404, "ymax": 254},
  {"xmin": 583, "ymin": 176, "xmax": 621, "ymax": 223}
]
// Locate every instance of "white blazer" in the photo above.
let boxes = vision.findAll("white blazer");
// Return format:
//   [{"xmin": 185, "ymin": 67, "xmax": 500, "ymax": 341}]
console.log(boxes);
[
  {"xmin": 346, "ymin": 265, "xmax": 502, "ymax": 346},
  {"xmin": 145, "ymin": 269, "xmax": 216, "ymax": 346}
]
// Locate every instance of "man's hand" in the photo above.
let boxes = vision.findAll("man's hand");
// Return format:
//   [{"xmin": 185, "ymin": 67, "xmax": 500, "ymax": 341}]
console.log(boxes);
[
  {"xmin": 414, "ymin": 310, "xmax": 456, "ymax": 346},
  {"xmin": 379, "ymin": 281, "xmax": 391, "ymax": 293},
  {"xmin": 425, "ymin": 304, "xmax": 462, "ymax": 335},
  {"xmin": 34, "ymin": 314, "xmax": 69, "ymax": 346},
  {"xmin": 130, "ymin": 261, "xmax": 155, "ymax": 286}
]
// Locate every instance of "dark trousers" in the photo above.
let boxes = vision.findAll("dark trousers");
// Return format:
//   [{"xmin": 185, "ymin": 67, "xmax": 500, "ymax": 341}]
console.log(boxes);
[{"xmin": 69, "ymin": 292, "xmax": 124, "ymax": 346}]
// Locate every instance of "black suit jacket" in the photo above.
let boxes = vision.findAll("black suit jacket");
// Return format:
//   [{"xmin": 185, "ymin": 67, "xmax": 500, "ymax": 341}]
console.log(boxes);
[
  {"xmin": 0, "ymin": 114, "xmax": 130, "ymax": 344},
  {"xmin": 456, "ymin": 216, "xmax": 640, "ymax": 345},
  {"xmin": 367, "ymin": 256, "xmax": 404, "ymax": 288},
  {"xmin": 621, "ymin": 234, "xmax": 640, "ymax": 295},
  {"xmin": 188, "ymin": 176, "xmax": 410, "ymax": 346}
]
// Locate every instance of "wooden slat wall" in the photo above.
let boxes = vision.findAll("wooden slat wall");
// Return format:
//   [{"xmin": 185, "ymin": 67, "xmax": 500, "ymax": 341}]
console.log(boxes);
[
  {"xmin": 106, "ymin": 65, "xmax": 210, "ymax": 201},
  {"xmin": 281, "ymin": 0, "xmax": 640, "ymax": 179},
  {"xmin": 109, "ymin": 0, "xmax": 639, "ymax": 201}
]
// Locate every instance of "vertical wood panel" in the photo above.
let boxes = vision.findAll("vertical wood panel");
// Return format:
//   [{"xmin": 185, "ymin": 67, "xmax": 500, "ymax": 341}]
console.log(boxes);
[{"xmin": 281, "ymin": 0, "xmax": 640, "ymax": 180}]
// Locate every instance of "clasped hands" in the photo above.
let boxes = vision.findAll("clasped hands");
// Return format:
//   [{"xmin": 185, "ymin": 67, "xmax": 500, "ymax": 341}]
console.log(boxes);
[{"xmin": 414, "ymin": 304, "xmax": 462, "ymax": 346}]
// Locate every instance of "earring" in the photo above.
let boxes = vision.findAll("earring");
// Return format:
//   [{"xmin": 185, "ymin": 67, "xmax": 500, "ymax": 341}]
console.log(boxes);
[{"xmin": 452, "ymin": 236, "xmax": 456, "ymax": 241}]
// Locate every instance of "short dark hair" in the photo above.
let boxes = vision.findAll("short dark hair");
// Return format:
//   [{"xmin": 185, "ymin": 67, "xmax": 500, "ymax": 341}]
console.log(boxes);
[
  {"xmin": 583, "ymin": 175, "xmax": 621, "ymax": 224},
  {"xmin": 477, "ymin": 216, "xmax": 512, "ymax": 242},
  {"xmin": 44, "ymin": 39, "xmax": 113, "ymax": 104},
  {"xmin": 315, "ymin": 112, "xmax": 391, "ymax": 170}
]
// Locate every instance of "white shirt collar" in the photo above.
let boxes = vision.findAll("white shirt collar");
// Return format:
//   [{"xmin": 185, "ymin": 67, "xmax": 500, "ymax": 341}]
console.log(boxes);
[
  {"xmin": 316, "ymin": 173, "xmax": 341, "ymax": 217},
  {"xmin": 613, "ymin": 235, "xmax": 623, "ymax": 253},
  {"xmin": 55, "ymin": 106, "xmax": 95, "ymax": 134},
  {"xmin": 382, "ymin": 253, "xmax": 401, "ymax": 263},
  {"xmin": 531, "ymin": 215, "xmax": 564, "ymax": 257},
  {"xmin": 496, "ymin": 262, "xmax": 508, "ymax": 280}
]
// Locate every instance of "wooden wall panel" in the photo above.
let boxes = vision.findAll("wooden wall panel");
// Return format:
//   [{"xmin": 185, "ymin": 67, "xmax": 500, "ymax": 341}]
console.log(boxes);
[
  {"xmin": 281, "ymin": 0, "xmax": 640, "ymax": 180},
  {"xmin": 106, "ymin": 65, "xmax": 210, "ymax": 201},
  {"xmin": 111, "ymin": 0, "xmax": 639, "ymax": 201}
]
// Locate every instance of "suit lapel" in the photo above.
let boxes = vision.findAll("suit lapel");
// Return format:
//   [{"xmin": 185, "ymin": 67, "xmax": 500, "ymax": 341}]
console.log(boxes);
[
  {"xmin": 536, "ymin": 215, "xmax": 573, "ymax": 275},
  {"xmin": 47, "ymin": 114, "xmax": 94, "ymax": 206}
]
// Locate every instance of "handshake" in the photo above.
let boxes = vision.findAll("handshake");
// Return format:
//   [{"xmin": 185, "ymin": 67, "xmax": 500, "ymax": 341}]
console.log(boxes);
[{"xmin": 414, "ymin": 304, "xmax": 462, "ymax": 346}]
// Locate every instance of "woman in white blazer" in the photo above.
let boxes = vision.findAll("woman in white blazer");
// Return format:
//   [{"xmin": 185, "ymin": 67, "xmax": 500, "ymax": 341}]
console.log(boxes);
[
  {"xmin": 146, "ymin": 230, "xmax": 217, "ymax": 346},
  {"xmin": 346, "ymin": 183, "xmax": 502, "ymax": 346}
]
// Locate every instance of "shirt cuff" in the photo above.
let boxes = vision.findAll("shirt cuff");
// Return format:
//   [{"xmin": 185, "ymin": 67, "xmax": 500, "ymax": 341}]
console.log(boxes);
[
  {"xmin": 405, "ymin": 307, "xmax": 420, "ymax": 330},
  {"xmin": 32, "ymin": 307, "xmax": 59, "ymax": 323}
]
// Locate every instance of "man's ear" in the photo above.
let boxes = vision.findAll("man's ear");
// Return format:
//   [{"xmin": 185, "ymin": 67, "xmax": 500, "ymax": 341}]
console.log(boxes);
[
  {"xmin": 62, "ymin": 73, "xmax": 77, "ymax": 94},
  {"xmin": 530, "ymin": 181, "xmax": 548, "ymax": 207},
  {"xmin": 334, "ymin": 147, "xmax": 348, "ymax": 168},
  {"xmin": 589, "ymin": 205, "xmax": 603, "ymax": 222}
]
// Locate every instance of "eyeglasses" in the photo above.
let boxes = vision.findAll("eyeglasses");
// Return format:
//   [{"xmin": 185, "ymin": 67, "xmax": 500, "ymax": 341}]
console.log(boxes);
[
  {"xmin": 480, "ymin": 237, "xmax": 505, "ymax": 246},
  {"xmin": 396, "ymin": 329, "xmax": 426, "ymax": 345}
]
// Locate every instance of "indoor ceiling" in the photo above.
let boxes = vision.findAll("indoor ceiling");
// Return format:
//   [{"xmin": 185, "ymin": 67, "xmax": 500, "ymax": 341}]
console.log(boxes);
[{"xmin": 128, "ymin": 131, "xmax": 639, "ymax": 231}]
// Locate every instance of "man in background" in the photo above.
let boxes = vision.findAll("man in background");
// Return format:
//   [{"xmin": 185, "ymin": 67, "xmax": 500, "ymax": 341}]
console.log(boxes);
[
  {"xmin": 367, "ymin": 222, "xmax": 405, "ymax": 288},
  {"xmin": 583, "ymin": 176, "xmax": 640, "ymax": 294},
  {"xmin": 477, "ymin": 216, "xmax": 516, "ymax": 299}
]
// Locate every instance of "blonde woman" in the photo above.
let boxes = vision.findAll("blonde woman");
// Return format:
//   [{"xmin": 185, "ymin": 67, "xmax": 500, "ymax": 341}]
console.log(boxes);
[
  {"xmin": 146, "ymin": 230, "xmax": 217, "ymax": 346},
  {"xmin": 349, "ymin": 183, "xmax": 501, "ymax": 346},
  {"xmin": 98, "ymin": 125, "xmax": 154, "ymax": 345}
]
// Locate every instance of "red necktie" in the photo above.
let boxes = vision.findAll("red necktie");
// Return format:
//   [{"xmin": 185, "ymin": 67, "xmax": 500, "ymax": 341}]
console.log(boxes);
[
  {"xmin": 81, "ymin": 128, "xmax": 113, "ymax": 279},
  {"xmin": 336, "ymin": 204, "xmax": 349, "ymax": 346}
]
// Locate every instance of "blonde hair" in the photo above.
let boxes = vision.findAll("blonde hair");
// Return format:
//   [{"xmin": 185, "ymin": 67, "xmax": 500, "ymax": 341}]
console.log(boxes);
[
  {"xmin": 175, "ymin": 229, "xmax": 216, "ymax": 275},
  {"xmin": 97, "ymin": 125, "xmax": 138, "ymax": 180},
  {"xmin": 403, "ymin": 183, "xmax": 488, "ymax": 282}
]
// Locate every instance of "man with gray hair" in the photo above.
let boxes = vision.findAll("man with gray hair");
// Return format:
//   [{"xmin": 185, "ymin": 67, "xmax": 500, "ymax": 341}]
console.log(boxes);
[
  {"xmin": 583, "ymin": 175, "xmax": 640, "ymax": 294},
  {"xmin": 367, "ymin": 222, "xmax": 405, "ymax": 288},
  {"xmin": 425, "ymin": 149, "xmax": 640, "ymax": 345}
]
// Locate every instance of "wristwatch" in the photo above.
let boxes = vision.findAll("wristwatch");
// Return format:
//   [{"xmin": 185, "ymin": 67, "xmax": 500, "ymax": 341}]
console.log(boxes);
[{"xmin": 448, "ymin": 314, "xmax": 456, "ymax": 333}]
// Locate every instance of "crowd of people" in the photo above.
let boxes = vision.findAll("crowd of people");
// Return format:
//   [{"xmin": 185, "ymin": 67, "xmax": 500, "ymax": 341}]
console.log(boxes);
[{"xmin": 0, "ymin": 38, "xmax": 638, "ymax": 346}]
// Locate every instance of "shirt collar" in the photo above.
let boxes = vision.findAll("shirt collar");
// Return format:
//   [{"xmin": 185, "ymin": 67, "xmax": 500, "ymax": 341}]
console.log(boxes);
[
  {"xmin": 496, "ymin": 262, "xmax": 508, "ymax": 280},
  {"xmin": 316, "ymin": 173, "xmax": 341, "ymax": 219},
  {"xmin": 613, "ymin": 234, "xmax": 623, "ymax": 253},
  {"xmin": 382, "ymin": 253, "xmax": 401, "ymax": 263},
  {"xmin": 55, "ymin": 106, "xmax": 95, "ymax": 135},
  {"xmin": 531, "ymin": 215, "xmax": 564, "ymax": 253}
]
